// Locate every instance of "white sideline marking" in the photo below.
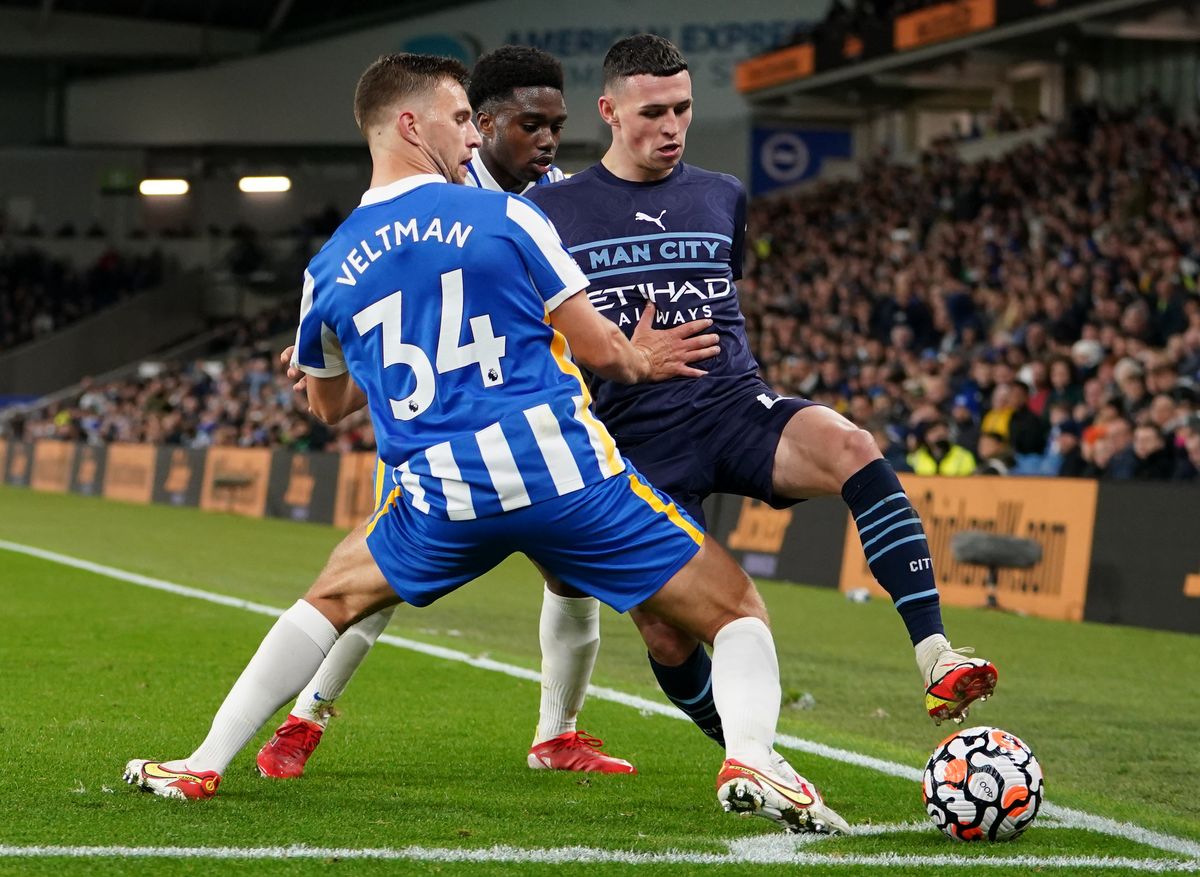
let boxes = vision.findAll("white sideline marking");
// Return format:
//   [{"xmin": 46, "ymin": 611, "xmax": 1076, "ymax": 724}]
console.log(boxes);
[
  {"xmin": 2, "ymin": 539, "xmax": 1199, "ymax": 865},
  {"xmin": 0, "ymin": 842, "xmax": 1196, "ymax": 870}
]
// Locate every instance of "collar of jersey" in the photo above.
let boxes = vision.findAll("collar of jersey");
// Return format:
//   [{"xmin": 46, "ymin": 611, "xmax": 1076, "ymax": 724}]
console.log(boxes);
[
  {"xmin": 469, "ymin": 148, "xmax": 536, "ymax": 195},
  {"xmin": 359, "ymin": 174, "xmax": 447, "ymax": 207},
  {"xmin": 592, "ymin": 160, "xmax": 685, "ymax": 188}
]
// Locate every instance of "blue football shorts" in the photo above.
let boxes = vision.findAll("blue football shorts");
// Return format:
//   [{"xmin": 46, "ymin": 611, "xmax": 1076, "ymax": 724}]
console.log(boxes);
[
  {"xmin": 617, "ymin": 377, "xmax": 819, "ymax": 527},
  {"xmin": 363, "ymin": 462, "xmax": 703, "ymax": 612}
]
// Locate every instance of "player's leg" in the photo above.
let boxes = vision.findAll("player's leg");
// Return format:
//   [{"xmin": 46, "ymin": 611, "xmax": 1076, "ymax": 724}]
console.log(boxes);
[
  {"xmin": 637, "ymin": 535, "xmax": 848, "ymax": 834},
  {"xmin": 531, "ymin": 472, "xmax": 847, "ymax": 833},
  {"xmin": 618, "ymin": 434, "xmax": 730, "ymax": 746},
  {"xmin": 257, "ymin": 605, "xmax": 396, "ymax": 779},
  {"xmin": 528, "ymin": 570, "xmax": 634, "ymax": 774},
  {"xmin": 259, "ymin": 458, "xmax": 399, "ymax": 778},
  {"xmin": 125, "ymin": 521, "xmax": 401, "ymax": 799},
  {"xmin": 771, "ymin": 403, "xmax": 997, "ymax": 723}
]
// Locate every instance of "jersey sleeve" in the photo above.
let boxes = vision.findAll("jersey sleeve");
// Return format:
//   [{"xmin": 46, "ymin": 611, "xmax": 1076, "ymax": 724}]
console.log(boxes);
[
  {"xmin": 503, "ymin": 195, "xmax": 589, "ymax": 312},
  {"xmin": 292, "ymin": 268, "xmax": 348, "ymax": 377},
  {"xmin": 731, "ymin": 182, "xmax": 747, "ymax": 283}
]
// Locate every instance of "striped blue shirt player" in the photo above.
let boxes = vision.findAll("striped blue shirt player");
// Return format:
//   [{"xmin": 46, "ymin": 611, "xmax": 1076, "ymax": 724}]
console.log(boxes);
[
  {"xmin": 293, "ymin": 173, "xmax": 624, "ymax": 522},
  {"xmin": 463, "ymin": 147, "xmax": 565, "ymax": 193}
]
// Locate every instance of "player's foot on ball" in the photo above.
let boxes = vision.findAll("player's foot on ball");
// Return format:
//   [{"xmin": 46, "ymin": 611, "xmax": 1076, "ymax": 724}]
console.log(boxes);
[
  {"xmin": 123, "ymin": 759, "xmax": 220, "ymax": 800},
  {"xmin": 716, "ymin": 757, "xmax": 849, "ymax": 835},
  {"xmin": 920, "ymin": 638, "xmax": 998, "ymax": 726},
  {"xmin": 256, "ymin": 714, "xmax": 325, "ymax": 779},
  {"xmin": 527, "ymin": 731, "xmax": 636, "ymax": 774}
]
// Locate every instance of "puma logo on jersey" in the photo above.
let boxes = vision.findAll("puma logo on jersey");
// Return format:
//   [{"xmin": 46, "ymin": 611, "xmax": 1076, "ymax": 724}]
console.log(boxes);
[{"xmin": 635, "ymin": 209, "xmax": 666, "ymax": 231}]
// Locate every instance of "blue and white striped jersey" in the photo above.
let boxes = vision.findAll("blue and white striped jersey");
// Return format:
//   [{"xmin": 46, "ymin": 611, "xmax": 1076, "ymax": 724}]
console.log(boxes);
[
  {"xmin": 463, "ymin": 147, "xmax": 565, "ymax": 193},
  {"xmin": 293, "ymin": 174, "xmax": 623, "ymax": 520}
]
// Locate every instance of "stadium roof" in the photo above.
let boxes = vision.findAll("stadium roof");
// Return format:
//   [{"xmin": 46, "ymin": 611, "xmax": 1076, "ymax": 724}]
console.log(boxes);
[
  {"xmin": 0, "ymin": 0, "xmax": 485, "ymax": 70},
  {"xmin": 736, "ymin": 0, "xmax": 1191, "ymax": 111}
]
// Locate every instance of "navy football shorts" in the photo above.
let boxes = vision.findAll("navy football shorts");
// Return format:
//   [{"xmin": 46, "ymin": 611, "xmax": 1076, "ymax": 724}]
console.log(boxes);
[
  {"xmin": 364, "ymin": 463, "xmax": 703, "ymax": 612},
  {"xmin": 617, "ymin": 379, "xmax": 819, "ymax": 526}
]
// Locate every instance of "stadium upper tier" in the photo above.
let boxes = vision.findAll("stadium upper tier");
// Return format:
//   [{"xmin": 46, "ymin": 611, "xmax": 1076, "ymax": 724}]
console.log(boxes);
[
  {"xmin": 6, "ymin": 101, "xmax": 1200, "ymax": 482},
  {"xmin": 0, "ymin": 245, "xmax": 164, "ymax": 351}
]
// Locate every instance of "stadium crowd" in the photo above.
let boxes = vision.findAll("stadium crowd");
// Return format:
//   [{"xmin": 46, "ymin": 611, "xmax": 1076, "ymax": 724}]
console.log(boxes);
[
  {"xmin": 7, "ymin": 304, "xmax": 375, "ymax": 454},
  {"xmin": 6, "ymin": 103, "xmax": 1199, "ymax": 482},
  {"xmin": 742, "ymin": 103, "xmax": 1200, "ymax": 481},
  {"xmin": 0, "ymin": 246, "xmax": 165, "ymax": 350}
]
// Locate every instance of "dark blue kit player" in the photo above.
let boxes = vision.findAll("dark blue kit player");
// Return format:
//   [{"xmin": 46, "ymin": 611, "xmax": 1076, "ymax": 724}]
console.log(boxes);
[{"xmin": 526, "ymin": 34, "xmax": 999, "ymax": 755}]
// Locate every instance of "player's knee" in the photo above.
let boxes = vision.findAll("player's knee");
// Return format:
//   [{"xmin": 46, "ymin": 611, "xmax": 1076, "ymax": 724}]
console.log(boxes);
[
  {"xmin": 300, "ymin": 592, "xmax": 357, "ymax": 634},
  {"xmin": 639, "ymin": 619, "xmax": 698, "ymax": 665},
  {"xmin": 841, "ymin": 424, "xmax": 883, "ymax": 475}
]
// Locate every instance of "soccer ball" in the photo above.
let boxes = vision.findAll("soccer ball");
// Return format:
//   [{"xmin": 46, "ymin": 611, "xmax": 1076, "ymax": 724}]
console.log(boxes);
[{"xmin": 922, "ymin": 726, "xmax": 1043, "ymax": 842}]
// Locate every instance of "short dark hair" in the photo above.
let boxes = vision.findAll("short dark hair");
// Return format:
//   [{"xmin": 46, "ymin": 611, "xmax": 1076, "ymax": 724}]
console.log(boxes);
[
  {"xmin": 467, "ymin": 46, "xmax": 563, "ymax": 113},
  {"xmin": 602, "ymin": 34, "xmax": 687, "ymax": 90},
  {"xmin": 354, "ymin": 53, "xmax": 469, "ymax": 136}
]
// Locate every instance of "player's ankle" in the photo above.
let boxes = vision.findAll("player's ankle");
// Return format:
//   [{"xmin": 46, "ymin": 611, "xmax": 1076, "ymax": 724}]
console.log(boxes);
[
  {"xmin": 914, "ymin": 633, "xmax": 950, "ymax": 678},
  {"xmin": 533, "ymin": 723, "xmax": 576, "ymax": 746}
]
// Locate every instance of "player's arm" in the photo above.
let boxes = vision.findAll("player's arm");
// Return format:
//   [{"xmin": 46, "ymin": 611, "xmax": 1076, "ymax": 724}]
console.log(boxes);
[
  {"xmin": 305, "ymin": 372, "xmax": 367, "ymax": 425},
  {"xmin": 289, "ymin": 269, "xmax": 367, "ymax": 425},
  {"xmin": 549, "ymin": 292, "xmax": 718, "ymax": 383},
  {"xmin": 279, "ymin": 346, "xmax": 366, "ymax": 425}
]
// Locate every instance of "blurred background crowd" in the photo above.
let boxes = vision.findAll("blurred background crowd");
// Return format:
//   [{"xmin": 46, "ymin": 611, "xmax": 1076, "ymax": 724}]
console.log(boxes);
[{"xmin": 4, "ymin": 101, "xmax": 1199, "ymax": 483}]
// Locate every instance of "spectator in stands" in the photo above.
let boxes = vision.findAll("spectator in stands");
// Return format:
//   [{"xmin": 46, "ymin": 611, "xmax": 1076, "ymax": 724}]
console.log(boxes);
[
  {"xmin": 1173, "ymin": 427, "xmax": 1200, "ymax": 482},
  {"xmin": 907, "ymin": 417, "xmax": 976, "ymax": 476},
  {"xmin": 1007, "ymin": 381, "xmax": 1049, "ymax": 472},
  {"xmin": 949, "ymin": 392, "xmax": 981, "ymax": 455},
  {"xmin": 1112, "ymin": 424, "xmax": 1173, "ymax": 481},
  {"xmin": 975, "ymin": 432, "xmax": 1014, "ymax": 477},
  {"xmin": 1102, "ymin": 418, "xmax": 1138, "ymax": 480},
  {"xmin": 1047, "ymin": 421, "xmax": 1088, "ymax": 478}
]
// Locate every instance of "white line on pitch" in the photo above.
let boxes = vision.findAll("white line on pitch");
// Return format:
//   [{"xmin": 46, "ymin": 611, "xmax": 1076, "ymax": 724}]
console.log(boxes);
[
  {"xmin": 0, "ymin": 842, "xmax": 1196, "ymax": 871},
  {"xmin": 2, "ymin": 538, "xmax": 1198, "ymax": 864}
]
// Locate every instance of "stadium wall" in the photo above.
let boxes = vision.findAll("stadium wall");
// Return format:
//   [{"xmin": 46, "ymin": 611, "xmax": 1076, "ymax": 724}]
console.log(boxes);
[{"xmin": 5, "ymin": 439, "xmax": 1196, "ymax": 634}]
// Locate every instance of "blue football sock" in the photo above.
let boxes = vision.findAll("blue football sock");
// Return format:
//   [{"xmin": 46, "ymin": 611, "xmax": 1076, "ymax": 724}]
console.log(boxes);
[
  {"xmin": 649, "ymin": 645, "xmax": 725, "ymax": 747},
  {"xmin": 842, "ymin": 459, "xmax": 945, "ymax": 645}
]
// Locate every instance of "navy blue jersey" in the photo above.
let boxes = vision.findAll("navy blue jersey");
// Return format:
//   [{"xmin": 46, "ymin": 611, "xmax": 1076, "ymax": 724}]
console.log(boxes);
[{"xmin": 526, "ymin": 161, "xmax": 756, "ymax": 439}]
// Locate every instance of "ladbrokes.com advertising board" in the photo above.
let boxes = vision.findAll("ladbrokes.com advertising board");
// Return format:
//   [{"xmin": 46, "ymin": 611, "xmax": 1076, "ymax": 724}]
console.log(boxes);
[{"xmin": 838, "ymin": 475, "xmax": 1098, "ymax": 621}]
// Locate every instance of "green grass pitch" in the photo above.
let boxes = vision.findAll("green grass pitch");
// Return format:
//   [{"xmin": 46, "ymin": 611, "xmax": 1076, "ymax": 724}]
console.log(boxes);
[{"xmin": 0, "ymin": 486, "xmax": 1197, "ymax": 875}]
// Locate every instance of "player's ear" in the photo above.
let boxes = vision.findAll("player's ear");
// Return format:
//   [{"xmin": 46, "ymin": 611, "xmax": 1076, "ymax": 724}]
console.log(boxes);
[
  {"xmin": 598, "ymin": 94, "xmax": 618, "ymax": 127},
  {"xmin": 475, "ymin": 111, "xmax": 495, "ymax": 139},
  {"xmin": 395, "ymin": 109, "xmax": 421, "ymax": 145}
]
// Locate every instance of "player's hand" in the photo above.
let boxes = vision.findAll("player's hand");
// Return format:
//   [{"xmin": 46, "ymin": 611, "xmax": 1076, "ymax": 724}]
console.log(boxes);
[
  {"xmin": 279, "ymin": 345, "xmax": 307, "ymax": 394},
  {"xmin": 631, "ymin": 302, "xmax": 719, "ymax": 381}
]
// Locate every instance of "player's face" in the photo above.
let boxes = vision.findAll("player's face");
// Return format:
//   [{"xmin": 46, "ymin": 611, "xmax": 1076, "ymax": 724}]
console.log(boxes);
[
  {"xmin": 421, "ymin": 79, "xmax": 483, "ymax": 184},
  {"xmin": 601, "ymin": 70, "xmax": 692, "ymax": 181},
  {"xmin": 478, "ymin": 86, "xmax": 567, "ymax": 191}
]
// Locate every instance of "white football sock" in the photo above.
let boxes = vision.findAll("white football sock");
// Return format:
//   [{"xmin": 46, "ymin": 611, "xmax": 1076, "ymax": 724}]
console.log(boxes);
[
  {"xmin": 292, "ymin": 606, "xmax": 396, "ymax": 727},
  {"xmin": 180, "ymin": 600, "xmax": 338, "ymax": 775},
  {"xmin": 533, "ymin": 586, "xmax": 600, "ymax": 745},
  {"xmin": 712, "ymin": 616, "xmax": 780, "ymax": 767}
]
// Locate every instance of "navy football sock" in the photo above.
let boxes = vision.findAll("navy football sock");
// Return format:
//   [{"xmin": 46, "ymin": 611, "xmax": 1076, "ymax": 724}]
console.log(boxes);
[
  {"xmin": 649, "ymin": 645, "xmax": 725, "ymax": 747},
  {"xmin": 842, "ymin": 459, "xmax": 945, "ymax": 645}
]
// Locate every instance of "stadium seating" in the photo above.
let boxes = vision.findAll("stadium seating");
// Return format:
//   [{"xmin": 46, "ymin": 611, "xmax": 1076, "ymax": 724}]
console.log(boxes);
[
  {"xmin": 6, "ymin": 102, "xmax": 1199, "ymax": 482},
  {"xmin": 0, "ymin": 244, "xmax": 164, "ymax": 350}
]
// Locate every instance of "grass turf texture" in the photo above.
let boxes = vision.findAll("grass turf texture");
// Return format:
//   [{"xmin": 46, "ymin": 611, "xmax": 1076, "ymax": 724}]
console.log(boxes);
[{"xmin": 0, "ymin": 486, "xmax": 1197, "ymax": 876}]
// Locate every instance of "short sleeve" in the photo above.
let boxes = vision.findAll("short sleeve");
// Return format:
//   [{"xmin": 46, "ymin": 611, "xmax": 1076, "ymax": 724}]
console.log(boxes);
[
  {"xmin": 292, "ymin": 268, "xmax": 348, "ymax": 377},
  {"xmin": 504, "ymin": 195, "xmax": 589, "ymax": 312},
  {"xmin": 731, "ymin": 183, "xmax": 747, "ymax": 283}
]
